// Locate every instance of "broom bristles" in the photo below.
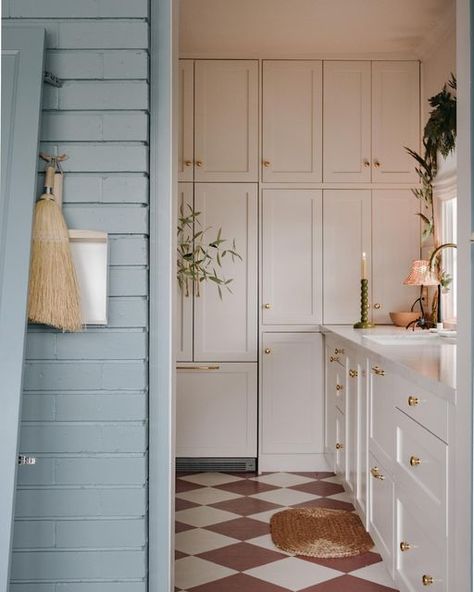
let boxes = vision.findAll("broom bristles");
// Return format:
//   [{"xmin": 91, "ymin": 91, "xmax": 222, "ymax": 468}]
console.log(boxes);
[{"xmin": 28, "ymin": 197, "xmax": 82, "ymax": 332}]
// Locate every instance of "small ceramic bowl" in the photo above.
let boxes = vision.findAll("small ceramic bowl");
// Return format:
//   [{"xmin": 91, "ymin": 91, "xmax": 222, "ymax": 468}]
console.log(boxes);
[{"xmin": 389, "ymin": 311, "xmax": 421, "ymax": 327}]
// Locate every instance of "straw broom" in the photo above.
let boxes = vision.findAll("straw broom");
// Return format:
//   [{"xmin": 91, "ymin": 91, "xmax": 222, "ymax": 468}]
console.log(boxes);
[{"xmin": 28, "ymin": 160, "xmax": 82, "ymax": 332}]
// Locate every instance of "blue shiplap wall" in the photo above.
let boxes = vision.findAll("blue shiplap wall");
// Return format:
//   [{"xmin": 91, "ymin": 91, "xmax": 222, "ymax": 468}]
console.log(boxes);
[{"xmin": 3, "ymin": 2, "xmax": 149, "ymax": 590}]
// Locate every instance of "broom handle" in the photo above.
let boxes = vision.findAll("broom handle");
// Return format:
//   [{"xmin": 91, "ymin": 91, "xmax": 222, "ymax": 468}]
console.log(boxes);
[{"xmin": 44, "ymin": 166, "xmax": 56, "ymax": 194}]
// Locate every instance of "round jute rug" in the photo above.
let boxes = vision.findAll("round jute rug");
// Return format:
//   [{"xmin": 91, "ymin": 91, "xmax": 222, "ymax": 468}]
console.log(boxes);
[{"xmin": 270, "ymin": 507, "xmax": 374, "ymax": 558}]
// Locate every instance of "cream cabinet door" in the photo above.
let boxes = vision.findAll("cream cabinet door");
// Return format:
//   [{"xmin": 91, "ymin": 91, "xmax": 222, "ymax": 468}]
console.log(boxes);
[
  {"xmin": 262, "ymin": 61, "xmax": 322, "ymax": 182},
  {"xmin": 194, "ymin": 183, "xmax": 257, "ymax": 361},
  {"xmin": 372, "ymin": 190, "xmax": 420, "ymax": 324},
  {"xmin": 372, "ymin": 61, "xmax": 420, "ymax": 183},
  {"xmin": 176, "ymin": 183, "xmax": 194, "ymax": 361},
  {"xmin": 261, "ymin": 333, "xmax": 323, "ymax": 454},
  {"xmin": 323, "ymin": 61, "xmax": 371, "ymax": 182},
  {"xmin": 194, "ymin": 60, "xmax": 258, "ymax": 182},
  {"xmin": 262, "ymin": 189, "xmax": 322, "ymax": 325},
  {"xmin": 178, "ymin": 60, "xmax": 194, "ymax": 182},
  {"xmin": 323, "ymin": 190, "xmax": 371, "ymax": 324},
  {"xmin": 176, "ymin": 363, "xmax": 257, "ymax": 457}
]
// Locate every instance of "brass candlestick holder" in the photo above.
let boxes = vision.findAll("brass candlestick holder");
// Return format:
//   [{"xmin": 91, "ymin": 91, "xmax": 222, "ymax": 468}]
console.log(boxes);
[{"xmin": 354, "ymin": 279, "xmax": 374, "ymax": 329}]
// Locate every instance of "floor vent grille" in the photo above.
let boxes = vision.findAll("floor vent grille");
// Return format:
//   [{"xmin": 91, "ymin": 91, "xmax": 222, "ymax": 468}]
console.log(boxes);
[{"xmin": 176, "ymin": 457, "xmax": 256, "ymax": 473}]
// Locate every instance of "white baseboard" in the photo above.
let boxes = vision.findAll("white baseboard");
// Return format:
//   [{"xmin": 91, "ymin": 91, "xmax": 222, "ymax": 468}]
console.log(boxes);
[{"xmin": 258, "ymin": 453, "xmax": 330, "ymax": 472}]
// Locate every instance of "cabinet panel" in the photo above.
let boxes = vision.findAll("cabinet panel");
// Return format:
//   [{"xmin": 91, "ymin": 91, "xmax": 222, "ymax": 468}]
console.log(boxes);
[
  {"xmin": 178, "ymin": 60, "xmax": 194, "ymax": 182},
  {"xmin": 262, "ymin": 189, "xmax": 322, "ymax": 325},
  {"xmin": 372, "ymin": 61, "xmax": 420, "ymax": 183},
  {"xmin": 323, "ymin": 190, "xmax": 371, "ymax": 324},
  {"xmin": 369, "ymin": 452, "xmax": 395, "ymax": 576},
  {"xmin": 335, "ymin": 408, "xmax": 346, "ymax": 478},
  {"xmin": 176, "ymin": 363, "xmax": 257, "ymax": 457},
  {"xmin": 369, "ymin": 364, "xmax": 396, "ymax": 467},
  {"xmin": 194, "ymin": 60, "xmax": 258, "ymax": 182},
  {"xmin": 323, "ymin": 61, "xmax": 371, "ymax": 182},
  {"xmin": 261, "ymin": 333, "xmax": 323, "ymax": 454},
  {"xmin": 262, "ymin": 61, "xmax": 322, "ymax": 182},
  {"xmin": 176, "ymin": 183, "xmax": 193, "ymax": 361},
  {"xmin": 372, "ymin": 190, "xmax": 420, "ymax": 323},
  {"xmin": 194, "ymin": 184, "xmax": 257, "ymax": 361},
  {"xmin": 324, "ymin": 345, "xmax": 338, "ymax": 468}
]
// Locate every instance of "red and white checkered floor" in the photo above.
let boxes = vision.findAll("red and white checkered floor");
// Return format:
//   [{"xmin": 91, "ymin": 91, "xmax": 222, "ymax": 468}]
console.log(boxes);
[{"xmin": 175, "ymin": 471, "xmax": 399, "ymax": 591}]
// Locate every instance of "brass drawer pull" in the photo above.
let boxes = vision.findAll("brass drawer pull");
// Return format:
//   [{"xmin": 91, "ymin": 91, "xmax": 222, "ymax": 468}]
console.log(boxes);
[
  {"xmin": 349, "ymin": 369, "xmax": 358, "ymax": 378},
  {"xmin": 176, "ymin": 365, "xmax": 220, "ymax": 370},
  {"xmin": 370, "ymin": 466, "xmax": 385, "ymax": 480},
  {"xmin": 408, "ymin": 395, "xmax": 420, "ymax": 407},
  {"xmin": 263, "ymin": 160, "xmax": 271, "ymax": 167},
  {"xmin": 335, "ymin": 442, "xmax": 344, "ymax": 450},
  {"xmin": 264, "ymin": 348, "xmax": 272, "ymax": 354},
  {"xmin": 422, "ymin": 575, "xmax": 434, "ymax": 586},
  {"xmin": 372, "ymin": 366, "xmax": 385, "ymax": 376},
  {"xmin": 363, "ymin": 159, "xmax": 371, "ymax": 168},
  {"xmin": 399, "ymin": 541, "xmax": 412, "ymax": 552},
  {"xmin": 264, "ymin": 303, "xmax": 272, "ymax": 309},
  {"xmin": 330, "ymin": 355, "xmax": 340, "ymax": 363},
  {"xmin": 373, "ymin": 160, "xmax": 381, "ymax": 169},
  {"xmin": 409, "ymin": 455, "xmax": 421, "ymax": 467},
  {"xmin": 184, "ymin": 160, "xmax": 193, "ymax": 167},
  {"xmin": 336, "ymin": 384, "xmax": 344, "ymax": 391},
  {"xmin": 334, "ymin": 348, "xmax": 345, "ymax": 355},
  {"xmin": 195, "ymin": 160, "xmax": 203, "ymax": 167}
]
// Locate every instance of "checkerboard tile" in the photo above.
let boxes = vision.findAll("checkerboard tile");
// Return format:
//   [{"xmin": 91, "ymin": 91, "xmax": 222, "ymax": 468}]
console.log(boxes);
[{"xmin": 175, "ymin": 472, "xmax": 399, "ymax": 592}]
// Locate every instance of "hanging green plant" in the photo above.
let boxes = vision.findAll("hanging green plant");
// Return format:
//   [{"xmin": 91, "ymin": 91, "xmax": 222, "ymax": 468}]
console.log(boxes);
[
  {"xmin": 177, "ymin": 204, "xmax": 242, "ymax": 299},
  {"xmin": 405, "ymin": 74, "xmax": 457, "ymax": 243}
]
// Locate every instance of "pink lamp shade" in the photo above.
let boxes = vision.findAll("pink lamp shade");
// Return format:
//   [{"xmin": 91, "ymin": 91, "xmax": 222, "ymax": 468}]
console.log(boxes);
[{"xmin": 403, "ymin": 260, "xmax": 439, "ymax": 286}]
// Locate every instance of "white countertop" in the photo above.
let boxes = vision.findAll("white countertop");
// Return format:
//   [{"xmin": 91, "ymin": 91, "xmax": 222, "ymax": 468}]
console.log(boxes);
[{"xmin": 322, "ymin": 325, "xmax": 456, "ymax": 403}]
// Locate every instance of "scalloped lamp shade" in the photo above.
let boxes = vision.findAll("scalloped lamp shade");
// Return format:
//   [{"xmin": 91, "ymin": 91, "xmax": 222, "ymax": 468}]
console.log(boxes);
[{"xmin": 403, "ymin": 260, "xmax": 439, "ymax": 286}]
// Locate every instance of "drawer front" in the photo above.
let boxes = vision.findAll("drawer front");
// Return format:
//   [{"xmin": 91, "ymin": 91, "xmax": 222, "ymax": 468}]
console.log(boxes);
[
  {"xmin": 369, "ymin": 452, "xmax": 394, "ymax": 575},
  {"xmin": 369, "ymin": 366, "xmax": 396, "ymax": 465},
  {"xmin": 395, "ymin": 410, "xmax": 447, "ymax": 524},
  {"xmin": 334, "ymin": 364, "xmax": 346, "ymax": 413},
  {"xmin": 335, "ymin": 408, "xmax": 346, "ymax": 477},
  {"xmin": 396, "ymin": 493, "xmax": 447, "ymax": 591},
  {"xmin": 394, "ymin": 375, "xmax": 448, "ymax": 443}
]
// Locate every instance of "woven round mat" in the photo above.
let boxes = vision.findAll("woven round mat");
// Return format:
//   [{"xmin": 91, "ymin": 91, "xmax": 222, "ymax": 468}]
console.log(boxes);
[{"xmin": 270, "ymin": 507, "xmax": 374, "ymax": 558}]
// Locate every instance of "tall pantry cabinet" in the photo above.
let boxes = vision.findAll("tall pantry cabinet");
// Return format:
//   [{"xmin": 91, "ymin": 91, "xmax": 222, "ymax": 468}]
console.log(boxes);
[{"xmin": 176, "ymin": 58, "xmax": 421, "ymax": 470}]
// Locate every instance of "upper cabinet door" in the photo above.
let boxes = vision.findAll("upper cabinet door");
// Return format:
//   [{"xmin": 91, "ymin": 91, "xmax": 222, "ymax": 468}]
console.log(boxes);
[
  {"xmin": 323, "ymin": 190, "xmax": 372, "ymax": 324},
  {"xmin": 372, "ymin": 61, "xmax": 420, "ymax": 183},
  {"xmin": 262, "ymin": 61, "xmax": 322, "ymax": 182},
  {"xmin": 372, "ymin": 190, "xmax": 420, "ymax": 324},
  {"xmin": 178, "ymin": 60, "xmax": 194, "ymax": 182},
  {"xmin": 262, "ymin": 189, "xmax": 322, "ymax": 325},
  {"xmin": 176, "ymin": 183, "xmax": 194, "ymax": 361},
  {"xmin": 323, "ymin": 61, "xmax": 371, "ymax": 183},
  {"xmin": 194, "ymin": 60, "xmax": 259, "ymax": 182},
  {"xmin": 194, "ymin": 183, "xmax": 257, "ymax": 361}
]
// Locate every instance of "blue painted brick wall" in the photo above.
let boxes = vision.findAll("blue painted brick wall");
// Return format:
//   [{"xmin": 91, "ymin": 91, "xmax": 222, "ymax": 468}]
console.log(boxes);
[{"xmin": 3, "ymin": 1, "xmax": 150, "ymax": 590}]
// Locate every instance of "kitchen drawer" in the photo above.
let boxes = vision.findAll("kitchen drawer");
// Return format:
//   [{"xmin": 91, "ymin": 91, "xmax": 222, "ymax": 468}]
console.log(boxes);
[
  {"xmin": 369, "ymin": 364, "xmax": 397, "ymax": 466},
  {"xmin": 335, "ymin": 408, "xmax": 346, "ymax": 477},
  {"xmin": 395, "ymin": 410, "xmax": 447, "ymax": 528},
  {"xmin": 326, "ymin": 337, "xmax": 346, "ymax": 368},
  {"xmin": 368, "ymin": 452, "xmax": 395, "ymax": 576},
  {"xmin": 396, "ymin": 491, "xmax": 446, "ymax": 591},
  {"xmin": 393, "ymin": 375, "xmax": 448, "ymax": 444}
]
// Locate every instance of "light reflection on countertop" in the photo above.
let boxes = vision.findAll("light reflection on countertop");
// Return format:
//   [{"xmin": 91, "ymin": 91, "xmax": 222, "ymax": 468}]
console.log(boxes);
[{"xmin": 322, "ymin": 325, "xmax": 456, "ymax": 403}]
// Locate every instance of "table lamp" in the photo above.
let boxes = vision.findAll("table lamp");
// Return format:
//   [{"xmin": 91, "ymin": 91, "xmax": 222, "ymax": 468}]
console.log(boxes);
[{"xmin": 403, "ymin": 259, "xmax": 439, "ymax": 330}]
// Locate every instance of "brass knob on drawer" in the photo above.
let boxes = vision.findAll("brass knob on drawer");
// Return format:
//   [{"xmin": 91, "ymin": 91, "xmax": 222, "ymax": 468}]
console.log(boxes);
[
  {"xmin": 264, "ymin": 303, "xmax": 272, "ymax": 309},
  {"xmin": 422, "ymin": 575, "xmax": 434, "ymax": 586},
  {"xmin": 263, "ymin": 160, "xmax": 271, "ymax": 167},
  {"xmin": 409, "ymin": 455, "xmax": 421, "ymax": 467},
  {"xmin": 335, "ymin": 442, "xmax": 344, "ymax": 450},
  {"xmin": 370, "ymin": 466, "xmax": 385, "ymax": 480},
  {"xmin": 408, "ymin": 396, "xmax": 420, "ymax": 407},
  {"xmin": 363, "ymin": 159, "xmax": 371, "ymax": 168},
  {"xmin": 195, "ymin": 160, "xmax": 203, "ymax": 167},
  {"xmin": 184, "ymin": 160, "xmax": 193, "ymax": 167},
  {"xmin": 336, "ymin": 384, "xmax": 344, "ymax": 391},
  {"xmin": 334, "ymin": 348, "xmax": 344, "ymax": 355},
  {"xmin": 373, "ymin": 160, "xmax": 381, "ymax": 168},
  {"xmin": 372, "ymin": 366, "xmax": 385, "ymax": 376},
  {"xmin": 349, "ymin": 369, "xmax": 358, "ymax": 378},
  {"xmin": 330, "ymin": 356, "xmax": 340, "ymax": 363},
  {"xmin": 373, "ymin": 303, "xmax": 381, "ymax": 309},
  {"xmin": 264, "ymin": 348, "xmax": 272, "ymax": 354},
  {"xmin": 399, "ymin": 541, "xmax": 412, "ymax": 552}
]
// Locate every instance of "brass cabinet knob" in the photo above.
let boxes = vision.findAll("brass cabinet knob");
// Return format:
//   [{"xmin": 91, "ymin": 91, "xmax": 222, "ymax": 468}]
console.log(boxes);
[
  {"xmin": 195, "ymin": 160, "xmax": 203, "ymax": 167},
  {"xmin": 408, "ymin": 395, "xmax": 420, "ymax": 407},
  {"xmin": 399, "ymin": 541, "xmax": 412, "ymax": 552},
  {"xmin": 363, "ymin": 159, "xmax": 371, "ymax": 167},
  {"xmin": 372, "ymin": 366, "xmax": 385, "ymax": 376},
  {"xmin": 373, "ymin": 160, "xmax": 381, "ymax": 168},
  {"xmin": 334, "ymin": 348, "xmax": 344, "ymax": 355},
  {"xmin": 409, "ymin": 455, "xmax": 421, "ymax": 467},
  {"xmin": 329, "ymin": 355, "xmax": 340, "ymax": 363},
  {"xmin": 263, "ymin": 160, "xmax": 271, "ymax": 167},
  {"xmin": 264, "ymin": 303, "xmax": 272, "ymax": 309},
  {"xmin": 184, "ymin": 160, "xmax": 193, "ymax": 167},
  {"xmin": 370, "ymin": 466, "xmax": 385, "ymax": 480},
  {"xmin": 335, "ymin": 442, "xmax": 343, "ymax": 450},
  {"xmin": 336, "ymin": 384, "xmax": 344, "ymax": 391},
  {"xmin": 422, "ymin": 575, "xmax": 434, "ymax": 586},
  {"xmin": 264, "ymin": 348, "xmax": 272, "ymax": 354},
  {"xmin": 349, "ymin": 369, "xmax": 358, "ymax": 378},
  {"xmin": 373, "ymin": 303, "xmax": 381, "ymax": 309}
]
